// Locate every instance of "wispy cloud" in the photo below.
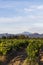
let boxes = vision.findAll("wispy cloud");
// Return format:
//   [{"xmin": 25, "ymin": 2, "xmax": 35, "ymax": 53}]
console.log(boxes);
[
  {"xmin": 0, "ymin": 15, "xmax": 43, "ymax": 24},
  {"xmin": 24, "ymin": 8, "xmax": 33, "ymax": 12},
  {"xmin": 0, "ymin": 1, "xmax": 16, "ymax": 8},
  {"xmin": 24, "ymin": 5, "xmax": 43, "ymax": 13},
  {"xmin": 37, "ymin": 5, "xmax": 43, "ymax": 10}
]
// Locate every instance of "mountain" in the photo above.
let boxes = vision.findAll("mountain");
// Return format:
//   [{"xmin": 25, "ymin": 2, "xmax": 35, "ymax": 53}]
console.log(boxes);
[
  {"xmin": 0, "ymin": 32, "xmax": 43, "ymax": 38},
  {"xmin": 29, "ymin": 33, "xmax": 40, "ymax": 38},
  {"xmin": 0, "ymin": 33, "xmax": 14, "ymax": 38},
  {"xmin": 22, "ymin": 32, "xmax": 31, "ymax": 35},
  {"xmin": 29, "ymin": 33, "xmax": 43, "ymax": 38},
  {"xmin": 21, "ymin": 32, "xmax": 43, "ymax": 38}
]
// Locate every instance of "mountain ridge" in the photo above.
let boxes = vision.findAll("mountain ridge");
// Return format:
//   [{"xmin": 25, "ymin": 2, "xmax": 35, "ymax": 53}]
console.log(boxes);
[{"xmin": 0, "ymin": 32, "xmax": 43, "ymax": 38}]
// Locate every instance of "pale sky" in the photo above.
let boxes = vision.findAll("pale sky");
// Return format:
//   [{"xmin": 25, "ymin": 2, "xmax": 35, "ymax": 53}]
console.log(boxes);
[{"xmin": 0, "ymin": 0, "xmax": 43, "ymax": 34}]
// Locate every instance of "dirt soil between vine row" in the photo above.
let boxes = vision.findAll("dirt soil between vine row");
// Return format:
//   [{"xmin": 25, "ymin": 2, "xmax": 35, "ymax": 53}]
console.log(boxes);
[{"xmin": 0, "ymin": 49, "xmax": 28, "ymax": 65}]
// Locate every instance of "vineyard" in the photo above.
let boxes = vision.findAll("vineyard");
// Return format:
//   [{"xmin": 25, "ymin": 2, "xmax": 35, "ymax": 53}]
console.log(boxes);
[{"xmin": 0, "ymin": 38, "xmax": 43, "ymax": 65}]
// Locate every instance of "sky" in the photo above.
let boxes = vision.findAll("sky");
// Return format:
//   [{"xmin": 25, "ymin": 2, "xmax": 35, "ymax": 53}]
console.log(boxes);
[{"xmin": 0, "ymin": 0, "xmax": 43, "ymax": 34}]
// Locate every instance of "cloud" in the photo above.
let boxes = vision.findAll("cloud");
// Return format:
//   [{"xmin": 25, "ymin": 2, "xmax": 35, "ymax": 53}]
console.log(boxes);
[
  {"xmin": 37, "ymin": 5, "xmax": 43, "ymax": 10},
  {"xmin": 0, "ymin": 15, "xmax": 37, "ymax": 24},
  {"xmin": 29, "ymin": 26, "xmax": 43, "ymax": 34},
  {"xmin": 24, "ymin": 5, "xmax": 43, "ymax": 13},
  {"xmin": 0, "ymin": 15, "xmax": 43, "ymax": 23},
  {"xmin": 0, "ymin": 15, "xmax": 43, "ymax": 34},
  {"xmin": 33, "ymin": 23, "xmax": 43, "ymax": 27},
  {"xmin": 0, "ymin": 26, "xmax": 29, "ymax": 34},
  {"xmin": 24, "ymin": 8, "xmax": 33, "ymax": 12},
  {"xmin": 0, "ymin": 16, "xmax": 22, "ymax": 23},
  {"xmin": 0, "ymin": 5, "xmax": 15, "ymax": 8},
  {"xmin": 0, "ymin": 1, "xmax": 16, "ymax": 8}
]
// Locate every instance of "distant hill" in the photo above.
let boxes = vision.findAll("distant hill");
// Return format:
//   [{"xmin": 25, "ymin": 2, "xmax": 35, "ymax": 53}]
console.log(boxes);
[
  {"xmin": 0, "ymin": 33, "xmax": 14, "ymax": 38},
  {"xmin": 29, "ymin": 33, "xmax": 43, "ymax": 38},
  {"xmin": 20, "ymin": 32, "xmax": 43, "ymax": 38},
  {"xmin": 0, "ymin": 32, "xmax": 43, "ymax": 38}
]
